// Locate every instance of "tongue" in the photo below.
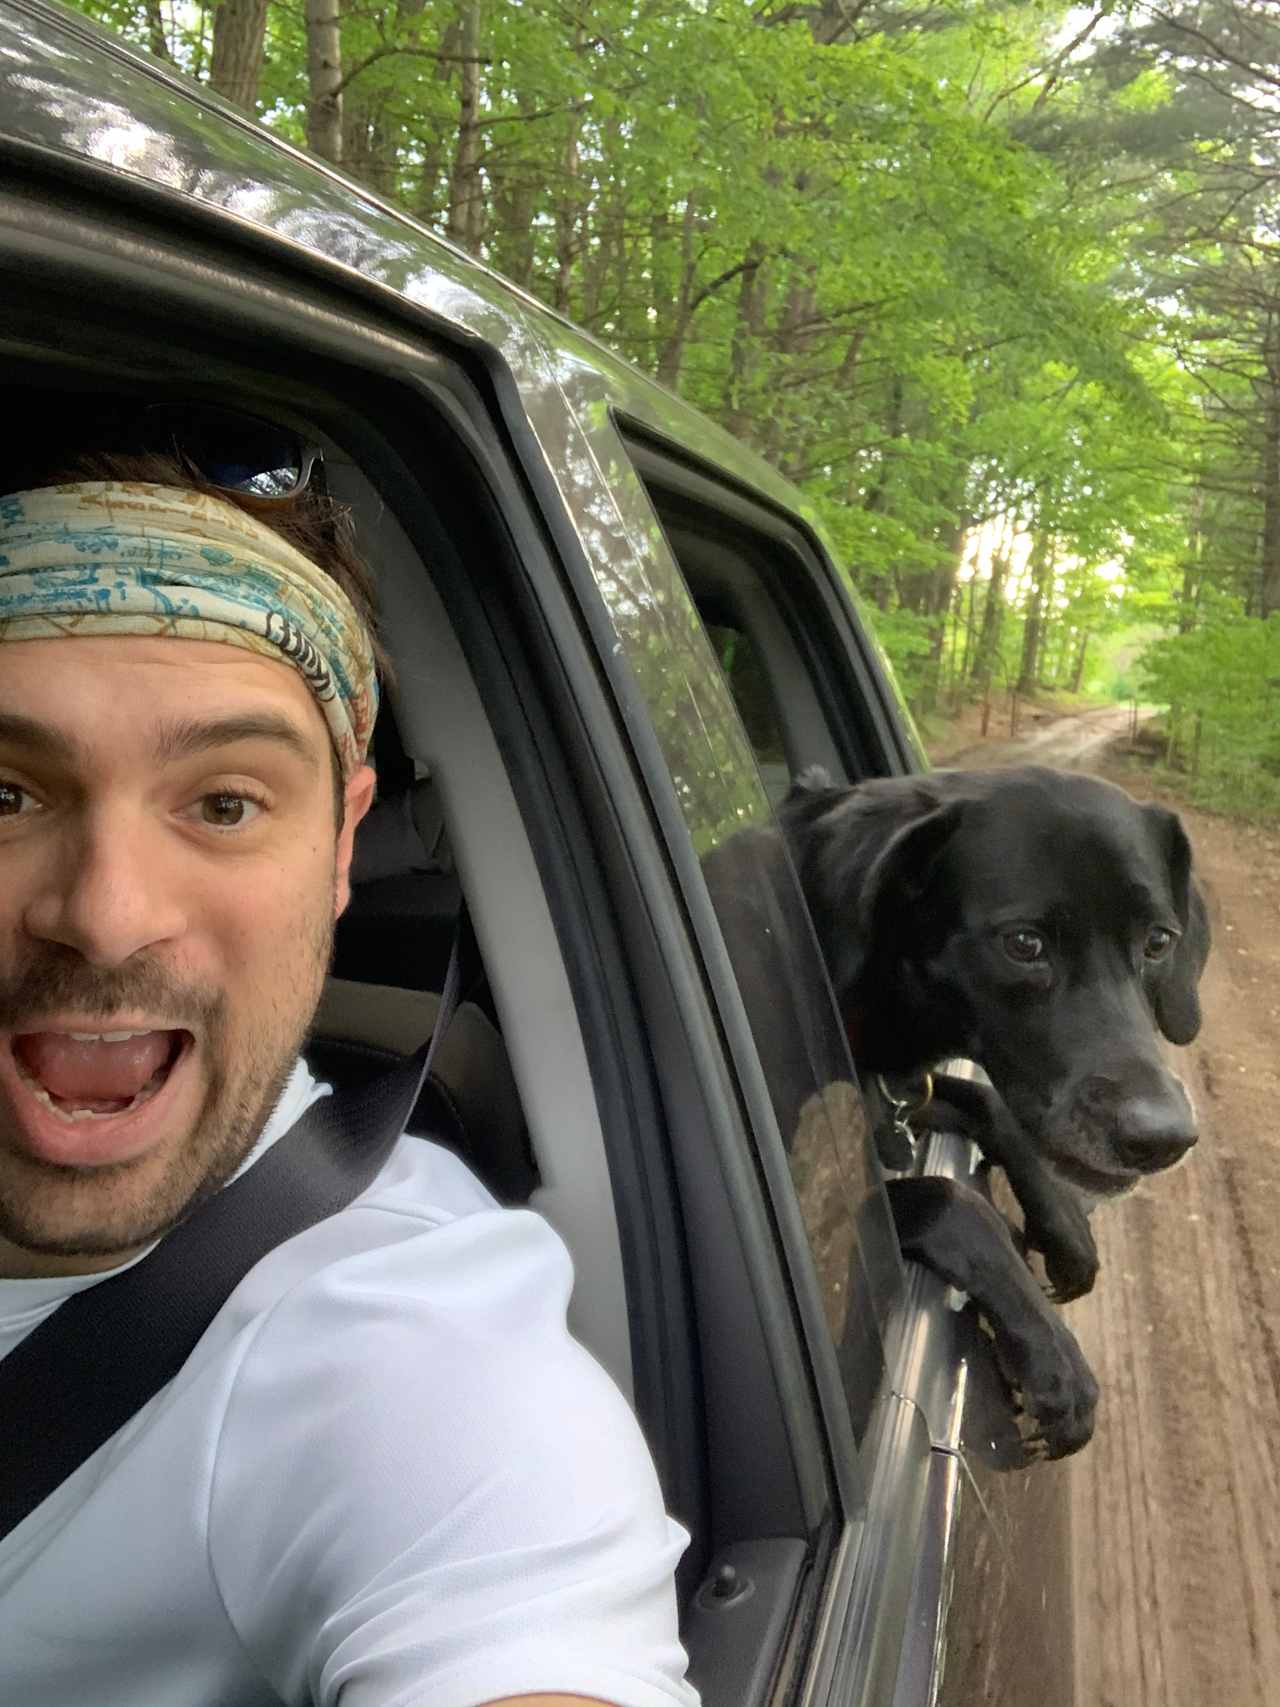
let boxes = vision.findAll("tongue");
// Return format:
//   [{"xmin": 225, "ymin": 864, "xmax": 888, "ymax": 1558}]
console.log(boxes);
[{"xmin": 15, "ymin": 1031, "xmax": 175, "ymax": 1104}]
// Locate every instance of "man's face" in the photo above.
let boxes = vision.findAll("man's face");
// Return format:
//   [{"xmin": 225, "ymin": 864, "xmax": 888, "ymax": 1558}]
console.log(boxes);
[{"xmin": 0, "ymin": 636, "xmax": 375, "ymax": 1277}]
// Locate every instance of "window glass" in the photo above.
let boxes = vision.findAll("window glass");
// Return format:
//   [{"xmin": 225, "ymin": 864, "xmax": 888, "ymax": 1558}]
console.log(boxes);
[
  {"xmin": 704, "ymin": 622, "xmax": 791, "ymax": 805},
  {"xmin": 705, "ymin": 623, "xmax": 787, "ymax": 766},
  {"xmin": 699, "ymin": 820, "xmax": 895, "ymax": 1442},
  {"xmin": 607, "ymin": 447, "xmax": 904, "ymax": 1444}
]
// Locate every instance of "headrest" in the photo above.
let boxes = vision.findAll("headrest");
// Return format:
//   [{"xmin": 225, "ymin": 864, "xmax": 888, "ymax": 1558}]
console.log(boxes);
[
  {"xmin": 351, "ymin": 777, "xmax": 452, "ymax": 885},
  {"xmin": 310, "ymin": 977, "xmax": 534, "ymax": 1202}
]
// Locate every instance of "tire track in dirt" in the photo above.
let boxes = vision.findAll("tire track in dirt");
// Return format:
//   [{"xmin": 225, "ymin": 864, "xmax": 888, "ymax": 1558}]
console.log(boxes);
[
  {"xmin": 939, "ymin": 715, "xmax": 1280, "ymax": 1706},
  {"xmin": 1216, "ymin": 1154, "xmax": 1280, "ymax": 1422}
]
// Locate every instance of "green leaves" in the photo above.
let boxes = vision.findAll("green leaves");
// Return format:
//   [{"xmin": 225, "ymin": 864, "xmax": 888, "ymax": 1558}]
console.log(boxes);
[{"xmin": 60, "ymin": 0, "xmax": 1280, "ymax": 758}]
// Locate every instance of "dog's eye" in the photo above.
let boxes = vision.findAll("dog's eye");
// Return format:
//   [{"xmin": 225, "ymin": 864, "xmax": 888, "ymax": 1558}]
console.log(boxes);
[
  {"xmin": 1002, "ymin": 929, "xmax": 1046, "ymax": 964},
  {"xmin": 1144, "ymin": 926, "xmax": 1177, "ymax": 961}
]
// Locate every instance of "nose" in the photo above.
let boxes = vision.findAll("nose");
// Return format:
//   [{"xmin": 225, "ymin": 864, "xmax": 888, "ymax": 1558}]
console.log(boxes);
[
  {"xmin": 1113, "ymin": 1086, "xmax": 1198, "ymax": 1173},
  {"xmin": 22, "ymin": 808, "xmax": 186, "ymax": 968}
]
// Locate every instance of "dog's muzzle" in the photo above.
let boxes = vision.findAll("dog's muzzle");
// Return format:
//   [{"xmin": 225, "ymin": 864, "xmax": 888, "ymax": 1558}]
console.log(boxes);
[
  {"xmin": 1110, "ymin": 1081, "xmax": 1198, "ymax": 1173},
  {"xmin": 1045, "ymin": 1067, "xmax": 1198, "ymax": 1188}
]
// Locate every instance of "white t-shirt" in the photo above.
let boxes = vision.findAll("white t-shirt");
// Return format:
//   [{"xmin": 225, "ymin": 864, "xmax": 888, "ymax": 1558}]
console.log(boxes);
[{"xmin": 0, "ymin": 1062, "xmax": 698, "ymax": 1707}]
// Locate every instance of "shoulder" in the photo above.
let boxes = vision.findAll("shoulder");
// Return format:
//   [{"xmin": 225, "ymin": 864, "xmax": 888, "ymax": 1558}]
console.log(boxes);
[
  {"xmin": 211, "ymin": 1129, "xmax": 534, "ymax": 1325},
  {"xmin": 222, "ymin": 1134, "xmax": 582, "ymax": 1408},
  {"xmin": 208, "ymin": 1145, "xmax": 647, "ymax": 1547},
  {"xmin": 204, "ymin": 1148, "xmax": 693, "ymax": 1707}
]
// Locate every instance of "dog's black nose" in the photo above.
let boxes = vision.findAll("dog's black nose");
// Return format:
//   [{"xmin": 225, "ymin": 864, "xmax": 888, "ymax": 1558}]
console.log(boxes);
[{"xmin": 1114, "ymin": 1092, "xmax": 1198, "ymax": 1173}]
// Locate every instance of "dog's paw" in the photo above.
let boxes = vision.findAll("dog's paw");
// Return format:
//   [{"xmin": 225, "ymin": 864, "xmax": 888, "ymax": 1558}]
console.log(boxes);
[
  {"xmin": 994, "ymin": 1315, "xmax": 1100, "ymax": 1461},
  {"xmin": 1024, "ymin": 1193, "xmax": 1099, "ymax": 1303}
]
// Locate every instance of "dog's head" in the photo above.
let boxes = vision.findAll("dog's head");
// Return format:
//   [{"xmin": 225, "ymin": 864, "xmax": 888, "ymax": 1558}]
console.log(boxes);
[{"xmin": 783, "ymin": 765, "xmax": 1211, "ymax": 1199}]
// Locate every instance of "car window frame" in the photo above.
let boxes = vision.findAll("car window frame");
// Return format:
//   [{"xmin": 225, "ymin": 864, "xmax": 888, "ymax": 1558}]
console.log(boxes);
[
  {"xmin": 610, "ymin": 424, "xmax": 1071, "ymax": 1707},
  {"xmin": 619, "ymin": 423, "xmax": 924, "ymax": 783}
]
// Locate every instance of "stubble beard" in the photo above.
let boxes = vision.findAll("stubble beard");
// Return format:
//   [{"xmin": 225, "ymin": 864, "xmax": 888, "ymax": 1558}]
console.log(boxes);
[{"xmin": 0, "ymin": 910, "xmax": 335, "ymax": 1261}]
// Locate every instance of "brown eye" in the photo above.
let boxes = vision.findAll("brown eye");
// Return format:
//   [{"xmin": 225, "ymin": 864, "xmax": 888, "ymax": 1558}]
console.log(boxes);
[
  {"xmin": 1003, "ymin": 929, "xmax": 1046, "ymax": 964},
  {"xmin": 0, "ymin": 782, "xmax": 35, "ymax": 818},
  {"xmin": 1144, "ymin": 926, "xmax": 1176, "ymax": 961},
  {"xmin": 201, "ymin": 793, "xmax": 252, "ymax": 828}
]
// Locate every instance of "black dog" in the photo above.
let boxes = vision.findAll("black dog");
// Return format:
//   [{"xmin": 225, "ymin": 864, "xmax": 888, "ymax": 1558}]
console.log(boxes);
[{"xmin": 780, "ymin": 763, "xmax": 1210, "ymax": 1459}]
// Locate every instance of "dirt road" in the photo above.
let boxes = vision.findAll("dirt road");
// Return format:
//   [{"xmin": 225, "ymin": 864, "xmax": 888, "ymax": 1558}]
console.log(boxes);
[
  {"xmin": 941, "ymin": 713, "xmax": 1280, "ymax": 1706},
  {"xmin": 943, "ymin": 701, "xmax": 1142, "ymax": 770}
]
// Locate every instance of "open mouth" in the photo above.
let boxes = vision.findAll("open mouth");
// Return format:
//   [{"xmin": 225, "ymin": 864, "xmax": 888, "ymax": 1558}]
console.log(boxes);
[
  {"xmin": 1048, "ymin": 1152, "xmax": 1139, "ymax": 1197},
  {"xmin": 0, "ymin": 1024, "xmax": 201, "ymax": 1170},
  {"xmin": 9, "ymin": 1028, "xmax": 190, "ymax": 1124}
]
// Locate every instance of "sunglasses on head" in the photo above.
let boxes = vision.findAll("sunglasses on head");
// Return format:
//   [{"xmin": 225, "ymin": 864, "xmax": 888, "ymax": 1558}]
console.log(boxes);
[{"xmin": 125, "ymin": 401, "xmax": 324, "ymax": 502}]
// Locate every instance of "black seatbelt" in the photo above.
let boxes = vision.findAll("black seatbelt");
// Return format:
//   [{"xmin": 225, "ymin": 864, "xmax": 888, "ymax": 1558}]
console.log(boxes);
[
  {"xmin": 426, "ymin": 922, "xmax": 463, "ymax": 1089},
  {"xmin": 0, "ymin": 925, "xmax": 467, "ymax": 1545}
]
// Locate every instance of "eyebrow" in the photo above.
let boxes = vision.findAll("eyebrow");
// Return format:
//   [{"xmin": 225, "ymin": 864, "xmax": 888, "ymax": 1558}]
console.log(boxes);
[{"xmin": 0, "ymin": 709, "xmax": 321, "ymax": 771}]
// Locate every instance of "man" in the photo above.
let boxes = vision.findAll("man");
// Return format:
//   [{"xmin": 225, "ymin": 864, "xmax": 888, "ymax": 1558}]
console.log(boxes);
[{"xmin": 0, "ymin": 450, "xmax": 697, "ymax": 1707}]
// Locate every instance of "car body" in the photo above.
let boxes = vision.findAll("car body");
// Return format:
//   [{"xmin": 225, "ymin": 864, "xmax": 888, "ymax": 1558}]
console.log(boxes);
[{"xmin": 0, "ymin": 4, "xmax": 1075, "ymax": 1702}]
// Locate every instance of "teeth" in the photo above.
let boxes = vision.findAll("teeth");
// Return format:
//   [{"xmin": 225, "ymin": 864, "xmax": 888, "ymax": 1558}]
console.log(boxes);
[
  {"xmin": 25, "ymin": 1078, "xmax": 114, "ymax": 1121},
  {"xmin": 66, "ymin": 1030, "xmax": 155, "ymax": 1043},
  {"xmin": 15, "ymin": 1056, "xmax": 170, "ymax": 1122}
]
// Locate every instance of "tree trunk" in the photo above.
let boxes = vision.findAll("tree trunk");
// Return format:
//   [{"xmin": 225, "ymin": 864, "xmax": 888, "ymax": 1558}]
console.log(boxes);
[
  {"xmin": 724, "ymin": 245, "xmax": 767, "ymax": 442},
  {"xmin": 580, "ymin": 115, "xmax": 624, "ymax": 321},
  {"xmin": 1260, "ymin": 313, "xmax": 1280, "ymax": 617},
  {"xmin": 145, "ymin": 0, "xmax": 173, "ymax": 62},
  {"xmin": 972, "ymin": 549, "xmax": 1009, "ymax": 687},
  {"xmin": 1179, "ymin": 483, "xmax": 1204, "ymax": 634},
  {"xmin": 344, "ymin": 92, "xmax": 400, "ymax": 197},
  {"xmin": 655, "ymin": 194, "xmax": 699, "ymax": 390},
  {"xmin": 305, "ymin": 0, "xmax": 344, "ymax": 164},
  {"xmin": 1070, "ymin": 630, "xmax": 1090, "ymax": 693},
  {"xmin": 862, "ymin": 374, "xmax": 904, "ymax": 517},
  {"xmin": 488, "ymin": 151, "xmax": 538, "ymax": 288},
  {"xmin": 759, "ymin": 266, "xmax": 819, "ymax": 467},
  {"xmin": 545, "ymin": 21, "xmax": 586, "ymax": 311},
  {"xmin": 920, "ymin": 522, "xmax": 968, "ymax": 713},
  {"xmin": 550, "ymin": 118, "xmax": 581, "ymax": 310},
  {"xmin": 1052, "ymin": 622, "xmax": 1074, "ymax": 688},
  {"xmin": 1017, "ymin": 528, "xmax": 1054, "ymax": 695},
  {"xmin": 340, "ymin": 0, "xmax": 429, "ymax": 193},
  {"xmin": 444, "ymin": 1, "xmax": 484, "ymax": 253},
  {"xmin": 959, "ymin": 568, "xmax": 977, "ymax": 683},
  {"xmin": 933, "ymin": 510, "xmax": 971, "ymax": 617},
  {"xmin": 209, "ymin": 0, "xmax": 268, "ymax": 109},
  {"xmin": 408, "ymin": 14, "xmax": 464, "ymax": 224}
]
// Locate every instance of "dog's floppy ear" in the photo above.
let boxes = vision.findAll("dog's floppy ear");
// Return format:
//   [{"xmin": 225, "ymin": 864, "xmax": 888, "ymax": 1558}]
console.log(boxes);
[
  {"xmin": 860, "ymin": 798, "xmax": 965, "ymax": 937},
  {"xmin": 1145, "ymin": 803, "xmax": 1211, "ymax": 1044},
  {"xmin": 793, "ymin": 779, "xmax": 964, "ymax": 1000}
]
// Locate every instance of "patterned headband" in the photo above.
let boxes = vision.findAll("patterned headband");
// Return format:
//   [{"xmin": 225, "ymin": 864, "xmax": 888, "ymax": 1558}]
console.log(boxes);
[{"xmin": 0, "ymin": 482, "xmax": 378, "ymax": 778}]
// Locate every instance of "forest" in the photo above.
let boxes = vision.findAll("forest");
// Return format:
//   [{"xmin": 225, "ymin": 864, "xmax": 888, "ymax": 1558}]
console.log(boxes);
[{"xmin": 64, "ymin": 0, "xmax": 1280, "ymax": 812}]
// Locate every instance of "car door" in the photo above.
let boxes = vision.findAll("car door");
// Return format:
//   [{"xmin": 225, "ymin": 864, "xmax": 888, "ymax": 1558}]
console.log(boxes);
[{"xmin": 606, "ymin": 427, "xmax": 1078, "ymax": 1707}]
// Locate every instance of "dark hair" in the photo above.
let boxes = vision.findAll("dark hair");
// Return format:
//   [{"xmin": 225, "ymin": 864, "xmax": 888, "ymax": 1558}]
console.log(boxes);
[{"xmin": 21, "ymin": 449, "xmax": 386, "ymax": 823}]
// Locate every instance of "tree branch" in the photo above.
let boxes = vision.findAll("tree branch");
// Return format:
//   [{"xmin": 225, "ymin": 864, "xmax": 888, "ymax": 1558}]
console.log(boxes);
[
  {"xmin": 1148, "ymin": 5, "xmax": 1280, "ymax": 93},
  {"xmin": 333, "ymin": 42, "xmax": 492, "ymax": 100}
]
